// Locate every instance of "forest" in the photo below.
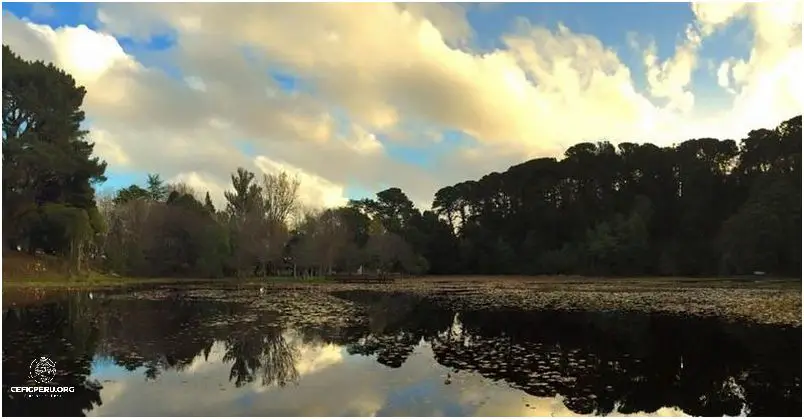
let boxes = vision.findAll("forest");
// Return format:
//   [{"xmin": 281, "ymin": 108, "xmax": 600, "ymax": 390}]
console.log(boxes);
[{"xmin": 3, "ymin": 45, "xmax": 801, "ymax": 280}]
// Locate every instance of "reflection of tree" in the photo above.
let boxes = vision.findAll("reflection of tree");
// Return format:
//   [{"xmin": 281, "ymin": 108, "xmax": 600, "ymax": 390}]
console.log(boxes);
[
  {"xmin": 93, "ymin": 296, "xmax": 302, "ymax": 389},
  {"xmin": 333, "ymin": 291, "xmax": 454, "ymax": 368},
  {"xmin": 222, "ymin": 312, "xmax": 299, "ymax": 388},
  {"xmin": 92, "ymin": 298, "xmax": 232, "ymax": 381},
  {"xmin": 3, "ymin": 303, "xmax": 103, "ymax": 417},
  {"xmin": 260, "ymin": 331, "xmax": 299, "ymax": 386},
  {"xmin": 321, "ymin": 291, "xmax": 799, "ymax": 417},
  {"xmin": 428, "ymin": 308, "xmax": 801, "ymax": 417},
  {"xmin": 3, "ymin": 289, "xmax": 307, "ymax": 416},
  {"xmin": 4, "ymin": 289, "xmax": 799, "ymax": 417}
]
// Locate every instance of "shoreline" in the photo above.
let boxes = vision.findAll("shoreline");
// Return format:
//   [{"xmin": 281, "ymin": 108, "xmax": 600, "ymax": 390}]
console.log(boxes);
[
  {"xmin": 3, "ymin": 275, "xmax": 800, "ymax": 327},
  {"xmin": 3, "ymin": 273, "xmax": 800, "ymax": 288}
]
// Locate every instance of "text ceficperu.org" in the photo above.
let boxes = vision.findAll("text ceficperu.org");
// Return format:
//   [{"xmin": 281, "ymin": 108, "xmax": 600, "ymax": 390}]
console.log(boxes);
[{"xmin": 10, "ymin": 386, "xmax": 76, "ymax": 393}]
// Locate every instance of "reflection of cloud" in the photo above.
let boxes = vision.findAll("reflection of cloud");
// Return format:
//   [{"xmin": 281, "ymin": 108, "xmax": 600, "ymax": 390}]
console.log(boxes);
[
  {"xmin": 294, "ymin": 344, "xmax": 343, "ymax": 376},
  {"xmin": 184, "ymin": 341, "xmax": 227, "ymax": 374},
  {"xmin": 252, "ymin": 333, "xmax": 345, "ymax": 394},
  {"xmin": 282, "ymin": 331, "xmax": 344, "ymax": 376},
  {"xmin": 611, "ymin": 407, "xmax": 688, "ymax": 417},
  {"xmin": 87, "ymin": 336, "xmax": 688, "ymax": 417},
  {"xmin": 455, "ymin": 362, "xmax": 689, "ymax": 417},
  {"xmin": 469, "ymin": 392, "xmax": 688, "ymax": 417},
  {"xmin": 94, "ymin": 380, "xmax": 127, "ymax": 409}
]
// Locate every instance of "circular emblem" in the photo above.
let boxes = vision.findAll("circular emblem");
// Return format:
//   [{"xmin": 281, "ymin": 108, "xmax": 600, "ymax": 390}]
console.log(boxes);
[{"xmin": 29, "ymin": 357, "xmax": 57, "ymax": 384}]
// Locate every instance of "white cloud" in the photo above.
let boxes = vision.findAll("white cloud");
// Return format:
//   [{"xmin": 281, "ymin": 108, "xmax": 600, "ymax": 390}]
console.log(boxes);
[
  {"xmin": 697, "ymin": 1, "xmax": 803, "ymax": 133},
  {"xmin": 3, "ymin": 2, "xmax": 800, "ymax": 211},
  {"xmin": 169, "ymin": 171, "xmax": 228, "ymax": 207},
  {"xmin": 90, "ymin": 128, "xmax": 131, "ymax": 167},
  {"xmin": 642, "ymin": 23, "xmax": 703, "ymax": 113},
  {"xmin": 91, "ymin": 3, "xmax": 673, "ymax": 156},
  {"xmin": 502, "ymin": 22, "xmax": 661, "ymax": 149},
  {"xmin": 254, "ymin": 156, "xmax": 349, "ymax": 210},
  {"xmin": 1, "ymin": 17, "xmax": 136, "ymax": 86},
  {"xmin": 398, "ymin": 2, "xmax": 474, "ymax": 46},
  {"xmin": 717, "ymin": 60, "xmax": 732, "ymax": 89},
  {"xmin": 184, "ymin": 76, "xmax": 207, "ymax": 92},
  {"xmin": 2, "ymin": 13, "xmax": 402, "ymax": 208},
  {"xmin": 691, "ymin": 2, "xmax": 749, "ymax": 36}
]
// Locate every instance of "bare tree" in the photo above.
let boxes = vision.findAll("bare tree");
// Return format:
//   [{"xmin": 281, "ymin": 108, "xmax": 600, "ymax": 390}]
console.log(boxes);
[
  {"xmin": 101, "ymin": 199, "xmax": 154, "ymax": 275},
  {"xmin": 262, "ymin": 172, "xmax": 301, "ymax": 225},
  {"xmin": 88, "ymin": 193, "xmax": 117, "ymax": 269},
  {"xmin": 260, "ymin": 171, "xmax": 301, "ymax": 275}
]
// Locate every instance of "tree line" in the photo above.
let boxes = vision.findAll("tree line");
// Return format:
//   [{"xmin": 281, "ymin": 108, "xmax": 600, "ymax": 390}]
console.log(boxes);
[
  {"xmin": 3, "ymin": 44, "xmax": 801, "ymax": 279},
  {"xmin": 432, "ymin": 117, "xmax": 801, "ymax": 277}
]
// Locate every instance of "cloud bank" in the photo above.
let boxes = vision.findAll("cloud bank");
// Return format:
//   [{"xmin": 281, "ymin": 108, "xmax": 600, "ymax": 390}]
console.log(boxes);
[{"xmin": 3, "ymin": 2, "xmax": 800, "ymax": 208}]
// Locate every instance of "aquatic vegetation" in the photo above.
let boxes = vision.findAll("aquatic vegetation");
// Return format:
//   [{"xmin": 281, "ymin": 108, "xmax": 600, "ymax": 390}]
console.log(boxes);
[{"xmin": 2, "ymin": 280, "xmax": 800, "ymax": 416}]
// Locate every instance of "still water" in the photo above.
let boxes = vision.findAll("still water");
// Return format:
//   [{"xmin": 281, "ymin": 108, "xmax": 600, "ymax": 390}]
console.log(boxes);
[{"xmin": 2, "ymin": 286, "xmax": 801, "ymax": 416}]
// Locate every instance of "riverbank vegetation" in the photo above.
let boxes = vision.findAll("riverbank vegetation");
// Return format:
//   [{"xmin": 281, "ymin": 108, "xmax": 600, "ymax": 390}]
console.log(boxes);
[{"xmin": 3, "ymin": 45, "xmax": 801, "ymax": 283}]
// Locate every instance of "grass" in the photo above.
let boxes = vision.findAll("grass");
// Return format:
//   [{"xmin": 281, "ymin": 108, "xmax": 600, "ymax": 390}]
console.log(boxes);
[
  {"xmin": 2, "ymin": 249, "xmax": 338, "ymax": 290},
  {"xmin": 2, "ymin": 273, "xmax": 179, "ymax": 289},
  {"xmin": 1, "ymin": 273, "xmax": 334, "ymax": 290},
  {"xmin": 255, "ymin": 276, "xmax": 332, "ymax": 284},
  {"xmin": 1, "ymin": 272, "xmax": 335, "ymax": 310}
]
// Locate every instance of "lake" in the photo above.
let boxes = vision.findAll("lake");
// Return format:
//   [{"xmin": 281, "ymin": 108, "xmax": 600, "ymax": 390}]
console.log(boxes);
[{"xmin": 2, "ymin": 283, "xmax": 801, "ymax": 416}]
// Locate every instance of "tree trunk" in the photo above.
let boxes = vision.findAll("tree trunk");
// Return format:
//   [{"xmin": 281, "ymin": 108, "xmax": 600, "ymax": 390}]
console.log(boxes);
[
  {"xmin": 77, "ymin": 241, "xmax": 83, "ymax": 273},
  {"xmin": 69, "ymin": 239, "xmax": 83, "ymax": 275}
]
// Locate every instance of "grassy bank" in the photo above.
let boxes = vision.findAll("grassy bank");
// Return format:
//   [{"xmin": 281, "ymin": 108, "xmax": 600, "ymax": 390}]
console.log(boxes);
[
  {"xmin": 2, "ymin": 273, "xmax": 180, "ymax": 289},
  {"xmin": 3, "ymin": 251, "xmax": 176, "ymax": 290},
  {"xmin": 2, "ymin": 250, "xmax": 336, "ymax": 291},
  {"xmin": 2, "ymin": 274, "xmax": 334, "ymax": 290},
  {"xmin": 1, "ymin": 273, "xmax": 332, "ymax": 310}
]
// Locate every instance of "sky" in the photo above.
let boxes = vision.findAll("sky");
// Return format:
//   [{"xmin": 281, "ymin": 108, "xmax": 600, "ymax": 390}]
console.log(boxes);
[{"xmin": 2, "ymin": 2, "xmax": 802, "ymax": 210}]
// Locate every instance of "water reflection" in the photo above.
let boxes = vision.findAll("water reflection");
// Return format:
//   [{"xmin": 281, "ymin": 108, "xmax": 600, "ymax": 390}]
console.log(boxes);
[{"xmin": 2, "ymin": 288, "xmax": 800, "ymax": 416}]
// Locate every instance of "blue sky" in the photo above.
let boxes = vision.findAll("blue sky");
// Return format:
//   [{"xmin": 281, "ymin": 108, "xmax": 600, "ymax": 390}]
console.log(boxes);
[{"xmin": 2, "ymin": 2, "xmax": 799, "ymax": 208}]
